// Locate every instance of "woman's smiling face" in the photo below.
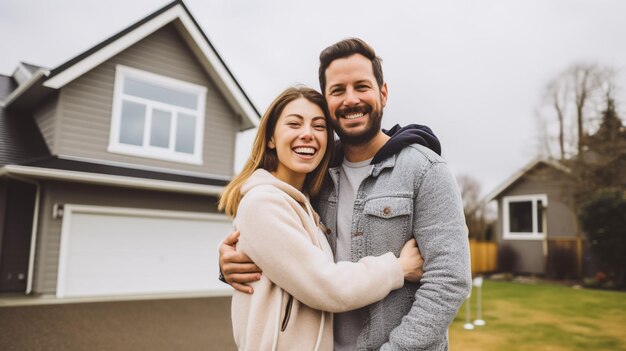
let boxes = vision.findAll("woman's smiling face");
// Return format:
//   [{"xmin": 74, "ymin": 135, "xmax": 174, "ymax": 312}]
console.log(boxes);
[{"xmin": 269, "ymin": 97, "xmax": 328, "ymax": 190}]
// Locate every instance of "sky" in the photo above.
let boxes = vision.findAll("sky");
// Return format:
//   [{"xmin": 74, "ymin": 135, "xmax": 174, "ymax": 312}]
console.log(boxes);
[{"xmin": 2, "ymin": 0, "xmax": 626, "ymax": 198}]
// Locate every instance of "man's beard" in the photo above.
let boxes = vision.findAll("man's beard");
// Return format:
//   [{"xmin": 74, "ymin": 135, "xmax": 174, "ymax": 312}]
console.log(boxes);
[{"xmin": 331, "ymin": 104, "xmax": 383, "ymax": 146}]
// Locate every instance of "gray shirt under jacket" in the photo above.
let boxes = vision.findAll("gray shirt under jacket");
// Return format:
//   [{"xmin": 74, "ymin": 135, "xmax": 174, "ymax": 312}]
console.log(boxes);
[
  {"xmin": 334, "ymin": 158, "xmax": 373, "ymax": 351},
  {"xmin": 314, "ymin": 143, "xmax": 472, "ymax": 351}
]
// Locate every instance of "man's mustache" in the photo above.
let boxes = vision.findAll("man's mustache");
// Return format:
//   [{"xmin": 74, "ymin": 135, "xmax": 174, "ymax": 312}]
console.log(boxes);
[{"xmin": 336, "ymin": 104, "xmax": 372, "ymax": 118}]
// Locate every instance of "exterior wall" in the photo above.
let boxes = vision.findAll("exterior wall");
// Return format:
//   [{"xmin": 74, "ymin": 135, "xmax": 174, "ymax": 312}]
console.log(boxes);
[
  {"xmin": 55, "ymin": 23, "xmax": 238, "ymax": 176},
  {"xmin": 33, "ymin": 181, "xmax": 220, "ymax": 294},
  {"xmin": 33, "ymin": 96, "xmax": 59, "ymax": 153},
  {"xmin": 495, "ymin": 164, "xmax": 577, "ymax": 274}
]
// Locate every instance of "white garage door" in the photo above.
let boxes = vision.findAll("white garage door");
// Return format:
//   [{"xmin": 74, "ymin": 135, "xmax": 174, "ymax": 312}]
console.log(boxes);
[{"xmin": 57, "ymin": 204, "xmax": 233, "ymax": 298}]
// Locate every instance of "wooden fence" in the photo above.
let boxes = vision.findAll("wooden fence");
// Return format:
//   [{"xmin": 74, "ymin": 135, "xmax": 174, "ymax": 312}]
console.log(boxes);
[{"xmin": 469, "ymin": 240, "xmax": 498, "ymax": 274}]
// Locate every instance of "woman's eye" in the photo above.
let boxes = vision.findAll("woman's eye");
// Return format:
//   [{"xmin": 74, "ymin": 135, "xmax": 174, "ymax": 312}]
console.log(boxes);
[{"xmin": 314, "ymin": 124, "xmax": 327, "ymax": 130}]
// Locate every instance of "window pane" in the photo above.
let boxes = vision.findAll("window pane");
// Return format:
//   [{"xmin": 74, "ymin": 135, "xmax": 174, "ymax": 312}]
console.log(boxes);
[
  {"xmin": 124, "ymin": 77, "xmax": 198, "ymax": 109},
  {"xmin": 509, "ymin": 201, "xmax": 533, "ymax": 233},
  {"xmin": 537, "ymin": 200, "xmax": 544, "ymax": 233},
  {"xmin": 175, "ymin": 113, "xmax": 196, "ymax": 154},
  {"xmin": 119, "ymin": 100, "xmax": 146, "ymax": 146},
  {"xmin": 150, "ymin": 109, "xmax": 171, "ymax": 148}
]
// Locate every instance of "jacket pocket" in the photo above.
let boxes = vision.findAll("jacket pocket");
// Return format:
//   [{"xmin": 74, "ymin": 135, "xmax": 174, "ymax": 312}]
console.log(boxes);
[
  {"xmin": 281, "ymin": 294, "xmax": 294, "ymax": 332},
  {"xmin": 362, "ymin": 197, "xmax": 413, "ymax": 254}
]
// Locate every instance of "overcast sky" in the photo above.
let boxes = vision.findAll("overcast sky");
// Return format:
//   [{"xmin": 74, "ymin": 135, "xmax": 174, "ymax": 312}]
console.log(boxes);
[{"xmin": 2, "ymin": 0, "xmax": 626, "ymax": 197}]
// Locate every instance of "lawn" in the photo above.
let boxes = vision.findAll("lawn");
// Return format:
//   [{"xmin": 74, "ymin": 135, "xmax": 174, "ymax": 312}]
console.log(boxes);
[{"xmin": 449, "ymin": 280, "xmax": 626, "ymax": 351}]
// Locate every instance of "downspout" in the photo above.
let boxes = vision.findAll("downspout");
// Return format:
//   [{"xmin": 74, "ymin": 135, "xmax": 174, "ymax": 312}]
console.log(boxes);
[{"xmin": 1, "ymin": 171, "xmax": 41, "ymax": 295}]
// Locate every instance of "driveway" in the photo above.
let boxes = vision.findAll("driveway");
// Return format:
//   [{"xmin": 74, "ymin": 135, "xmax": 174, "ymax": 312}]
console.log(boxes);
[{"xmin": 0, "ymin": 296, "xmax": 236, "ymax": 351}]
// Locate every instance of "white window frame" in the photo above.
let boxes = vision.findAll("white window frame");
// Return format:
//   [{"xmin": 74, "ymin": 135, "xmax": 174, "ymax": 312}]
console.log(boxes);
[
  {"xmin": 108, "ymin": 65, "xmax": 207, "ymax": 165},
  {"xmin": 502, "ymin": 194, "xmax": 548, "ymax": 240}
]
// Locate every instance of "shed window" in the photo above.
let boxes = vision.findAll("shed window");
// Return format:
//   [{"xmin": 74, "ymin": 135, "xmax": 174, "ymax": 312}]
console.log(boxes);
[
  {"xmin": 108, "ymin": 65, "xmax": 206, "ymax": 165},
  {"xmin": 503, "ymin": 195, "xmax": 547, "ymax": 240}
]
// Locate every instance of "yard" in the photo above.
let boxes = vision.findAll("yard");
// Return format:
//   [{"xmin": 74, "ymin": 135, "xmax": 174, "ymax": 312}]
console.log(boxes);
[{"xmin": 449, "ymin": 280, "xmax": 626, "ymax": 351}]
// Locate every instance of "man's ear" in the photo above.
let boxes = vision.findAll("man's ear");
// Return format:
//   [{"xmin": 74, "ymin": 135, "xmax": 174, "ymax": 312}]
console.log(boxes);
[{"xmin": 380, "ymin": 82, "xmax": 388, "ymax": 107}]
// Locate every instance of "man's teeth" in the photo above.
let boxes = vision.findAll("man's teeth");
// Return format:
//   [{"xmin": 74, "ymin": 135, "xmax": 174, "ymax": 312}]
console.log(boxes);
[
  {"xmin": 344, "ymin": 112, "xmax": 364, "ymax": 119},
  {"xmin": 293, "ymin": 147, "xmax": 316, "ymax": 155}
]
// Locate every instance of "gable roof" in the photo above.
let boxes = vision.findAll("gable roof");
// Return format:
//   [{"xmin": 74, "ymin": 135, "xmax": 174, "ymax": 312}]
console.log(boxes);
[
  {"xmin": 485, "ymin": 157, "xmax": 571, "ymax": 202},
  {"xmin": 3, "ymin": 0, "xmax": 259, "ymax": 130},
  {"xmin": 0, "ymin": 76, "xmax": 50, "ymax": 166}
]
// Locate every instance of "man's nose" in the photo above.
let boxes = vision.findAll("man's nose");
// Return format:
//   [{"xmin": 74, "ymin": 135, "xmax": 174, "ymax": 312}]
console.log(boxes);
[{"xmin": 344, "ymin": 88, "xmax": 360, "ymax": 105}]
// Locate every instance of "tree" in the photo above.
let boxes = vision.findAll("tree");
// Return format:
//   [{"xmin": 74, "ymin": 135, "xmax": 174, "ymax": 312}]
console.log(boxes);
[
  {"xmin": 457, "ymin": 174, "xmax": 494, "ymax": 241},
  {"xmin": 536, "ymin": 63, "xmax": 624, "ymax": 278},
  {"xmin": 538, "ymin": 63, "xmax": 615, "ymax": 160},
  {"xmin": 580, "ymin": 189, "xmax": 626, "ymax": 288}
]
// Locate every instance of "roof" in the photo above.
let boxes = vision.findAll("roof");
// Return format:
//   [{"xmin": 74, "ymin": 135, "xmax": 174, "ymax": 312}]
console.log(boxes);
[
  {"xmin": 3, "ymin": 0, "xmax": 260, "ymax": 130},
  {"xmin": 485, "ymin": 157, "xmax": 571, "ymax": 202},
  {"xmin": 0, "ymin": 76, "xmax": 50, "ymax": 166}
]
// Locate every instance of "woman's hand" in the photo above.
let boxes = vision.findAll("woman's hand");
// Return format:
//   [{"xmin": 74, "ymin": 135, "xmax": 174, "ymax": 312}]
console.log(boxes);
[{"xmin": 398, "ymin": 238, "xmax": 424, "ymax": 283}]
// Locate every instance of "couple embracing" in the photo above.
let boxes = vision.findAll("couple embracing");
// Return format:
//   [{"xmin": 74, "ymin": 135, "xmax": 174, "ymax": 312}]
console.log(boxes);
[{"xmin": 218, "ymin": 38, "xmax": 471, "ymax": 351}]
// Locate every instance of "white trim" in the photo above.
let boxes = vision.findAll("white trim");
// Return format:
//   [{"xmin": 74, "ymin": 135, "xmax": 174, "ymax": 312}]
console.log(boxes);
[
  {"xmin": 1, "ymin": 69, "xmax": 50, "ymax": 108},
  {"xmin": 41, "ymin": 4, "xmax": 258, "ymax": 130},
  {"xmin": 56, "ymin": 204, "xmax": 231, "ymax": 299},
  {"xmin": 502, "ymin": 194, "xmax": 548, "ymax": 240},
  {"xmin": 13, "ymin": 63, "xmax": 34, "ymax": 85},
  {"xmin": 0, "ymin": 165, "xmax": 224, "ymax": 196},
  {"xmin": 57, "ymin": 154, "xmax": 231, "ymax": 181},
  {"xmin": 108, "ymin": 65, "xmax": 206, "ymax": 165}
]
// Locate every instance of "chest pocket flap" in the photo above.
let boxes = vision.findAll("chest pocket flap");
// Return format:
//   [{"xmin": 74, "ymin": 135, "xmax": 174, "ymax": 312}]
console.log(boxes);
[{"xmin": 364, "ymin": 197, "xmax": 412, "ymax": 219}]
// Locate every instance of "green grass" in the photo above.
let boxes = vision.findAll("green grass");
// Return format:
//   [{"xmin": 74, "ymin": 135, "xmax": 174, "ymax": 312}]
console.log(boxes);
[{"xmin": 449, "ymin": 280, "xmax": 626, "ymax": 351}]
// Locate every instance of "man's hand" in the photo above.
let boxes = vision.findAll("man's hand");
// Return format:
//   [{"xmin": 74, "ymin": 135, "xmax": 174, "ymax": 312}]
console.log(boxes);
[
  {"xmin": 219, "ymin": 230, "xmax": 262, "ymax": 294},
  {"xmin": 398, "ymin": 239, "xmax": 424, "ymax": 283}
]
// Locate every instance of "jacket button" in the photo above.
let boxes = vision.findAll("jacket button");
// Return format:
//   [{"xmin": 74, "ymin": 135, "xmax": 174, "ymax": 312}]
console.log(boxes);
[
  {"xmin": 353, "ymin": 231, "xmax": 363, "ymax": 237},
  {"xmin": 326, "ymin": 228, "xmax": 331, "ymax": 235},
  {"xmin": 383, "ymin": 207, "xmax": 391, "ymax": 215}
]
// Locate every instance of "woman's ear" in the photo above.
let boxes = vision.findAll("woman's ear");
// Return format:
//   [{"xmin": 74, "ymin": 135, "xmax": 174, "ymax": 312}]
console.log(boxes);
[{"xmin": 268, "ymin": 138, "xmax": 275, "ymax": 149}]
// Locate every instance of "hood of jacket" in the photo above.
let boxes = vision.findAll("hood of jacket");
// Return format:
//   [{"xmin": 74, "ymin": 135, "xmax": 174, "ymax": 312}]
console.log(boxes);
[
  {"xmin": 330, "ymin": 124, "xmax": 441, "ymax": 167},
  {"xmin": 240, "ymin": 168, "xmax": 309, "ymax": 206}
]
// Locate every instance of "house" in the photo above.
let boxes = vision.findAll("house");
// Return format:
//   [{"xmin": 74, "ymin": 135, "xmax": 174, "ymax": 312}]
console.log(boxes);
[
  {"xmin": 486, "ymin": 100, "xmax": 626, "ymax": 278},
  {"xmin": 486, "ymin": 158, "xmax": 579, "ymax": 276},
  {"xmin": 0, "ymin": 1, "xmax": 259, "ymax": 300}
]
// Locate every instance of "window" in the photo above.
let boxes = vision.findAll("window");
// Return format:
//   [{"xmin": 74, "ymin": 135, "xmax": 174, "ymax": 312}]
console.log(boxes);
[
  {"xmin": 109, "ymin": 65, "xmax": 207, "ymax": 164},
  {"xmin": 502, "ymin": 194, "xmax": 547, "ymax": 240}
]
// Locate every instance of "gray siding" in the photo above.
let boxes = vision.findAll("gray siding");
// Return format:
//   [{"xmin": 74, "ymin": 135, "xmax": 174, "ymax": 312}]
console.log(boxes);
[
  {"xmin": 34, "ymin": 181, "xmax": 220, "ymax": 294},
  {"xmin": 33, "ymin": 97, "xmax": 59, "ymax": 153},
  {"xmin": 55, "ymin": 23, "xmax": 238, "ymax": 176},
  {"xmin": 495, "ymin": 164, "xmax": 577, "ymax": 274}
]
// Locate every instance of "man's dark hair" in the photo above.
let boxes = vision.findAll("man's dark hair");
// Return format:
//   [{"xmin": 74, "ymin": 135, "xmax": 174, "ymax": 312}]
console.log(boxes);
[{"xmin": 318, "ymin": 38, "xmax": 384, "ymax": 96}]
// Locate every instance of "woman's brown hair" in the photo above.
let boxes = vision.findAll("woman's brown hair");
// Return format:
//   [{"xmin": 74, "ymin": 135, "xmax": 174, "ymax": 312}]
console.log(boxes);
[{"xmin": 219, "ymin": 86, "xmax": 333, "ymax": 217}]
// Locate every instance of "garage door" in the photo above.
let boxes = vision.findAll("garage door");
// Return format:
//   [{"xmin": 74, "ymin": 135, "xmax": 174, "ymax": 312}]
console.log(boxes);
[{"xmin": 57, "ymin": 205, "xmax": 233, "ymax": 298}]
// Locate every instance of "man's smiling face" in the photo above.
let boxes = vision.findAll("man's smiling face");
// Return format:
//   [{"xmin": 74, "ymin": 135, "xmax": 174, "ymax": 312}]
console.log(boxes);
[{"xmin": 324, "ymin": 53, "xmax": 388, "ymax": 146}]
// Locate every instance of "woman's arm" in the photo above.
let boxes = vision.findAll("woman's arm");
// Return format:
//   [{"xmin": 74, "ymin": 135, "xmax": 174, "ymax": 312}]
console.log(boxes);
[{"xmin": 237, "ymin": 189, "xmax": 404, "ymax": 313}]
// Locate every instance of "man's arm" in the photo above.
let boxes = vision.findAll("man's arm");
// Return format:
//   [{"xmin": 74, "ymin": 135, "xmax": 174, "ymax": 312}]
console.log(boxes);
[
  {"xmin": 218, "ymin": 230, "xmax": 262, "ymax": 294},
  {"xmin": 381, "ymin": 161, "xmax": 472, "ymax": 350}
]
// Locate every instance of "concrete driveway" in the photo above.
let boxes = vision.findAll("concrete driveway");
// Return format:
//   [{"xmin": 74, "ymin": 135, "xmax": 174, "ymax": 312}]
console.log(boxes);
[{"xmin": 0, "ymin": 296, "xmax": 236, "ymax": 351}]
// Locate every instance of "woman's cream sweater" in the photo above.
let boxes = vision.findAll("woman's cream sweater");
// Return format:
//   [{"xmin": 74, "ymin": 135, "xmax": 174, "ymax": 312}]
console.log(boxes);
[{"xmin": 231, "ymin": 169, "xmax": 404, "ymax": 351}]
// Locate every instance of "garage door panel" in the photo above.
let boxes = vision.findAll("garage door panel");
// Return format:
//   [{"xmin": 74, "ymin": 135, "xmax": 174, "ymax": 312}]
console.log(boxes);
[{"xmin": 58, "ymin": 206, "xmax": 232, "ymax": 298}]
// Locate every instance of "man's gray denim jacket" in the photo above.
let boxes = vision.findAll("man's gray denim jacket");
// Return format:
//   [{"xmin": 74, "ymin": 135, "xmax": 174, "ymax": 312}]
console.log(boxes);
[{"xmin": 314, "ymin": 144, "xmax": 472, "ymax": 351}]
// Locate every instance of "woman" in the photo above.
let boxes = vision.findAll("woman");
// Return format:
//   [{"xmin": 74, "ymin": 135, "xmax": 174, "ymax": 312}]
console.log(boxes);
[{"xmin": 219, "ymin": 86, "xmax": 420, "ymax": 351}]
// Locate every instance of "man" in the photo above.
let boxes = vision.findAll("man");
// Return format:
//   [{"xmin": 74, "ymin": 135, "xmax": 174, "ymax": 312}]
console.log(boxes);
[{"xmin": 220, "ymin": 38, "xmax": 471, "ymax": 350}]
